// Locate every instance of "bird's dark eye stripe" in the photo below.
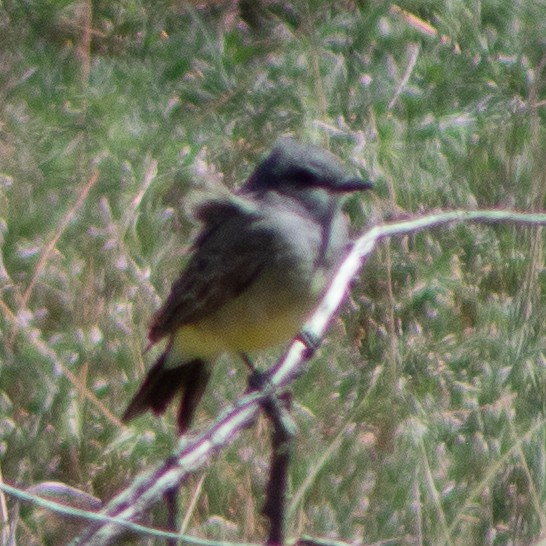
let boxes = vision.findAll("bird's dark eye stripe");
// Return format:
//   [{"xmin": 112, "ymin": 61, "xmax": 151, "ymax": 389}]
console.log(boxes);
[{"xmin": 290, "ymin": 168, "xmax": 316, "ymax": 184}]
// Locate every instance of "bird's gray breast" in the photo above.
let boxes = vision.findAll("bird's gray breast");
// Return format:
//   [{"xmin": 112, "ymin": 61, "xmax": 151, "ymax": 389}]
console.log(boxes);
[{"xmin": 255, "ymin": 193, "xmax": 348, "ymax": 299}]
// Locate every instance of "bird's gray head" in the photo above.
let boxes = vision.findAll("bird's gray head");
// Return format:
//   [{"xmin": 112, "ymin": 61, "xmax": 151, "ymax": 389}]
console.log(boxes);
[{"xmin": 241, "ymin": 137, "xmax": 372, "ymax": 197}]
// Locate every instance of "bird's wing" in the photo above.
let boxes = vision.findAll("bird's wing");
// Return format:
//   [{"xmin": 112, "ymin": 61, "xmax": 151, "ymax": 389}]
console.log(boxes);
[
  {"xmin": 148, "ymin": 197, "xmax": 276, "ymax": 343},
  {"xmin": 192, "ymin": 193, "xmax": 259, "ymax": 226}
]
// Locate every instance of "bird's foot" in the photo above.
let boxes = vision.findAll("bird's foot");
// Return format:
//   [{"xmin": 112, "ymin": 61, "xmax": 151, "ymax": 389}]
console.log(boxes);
[{"xmin": 296, "ymin": 328, "xmax": 320, "ymax": 358}]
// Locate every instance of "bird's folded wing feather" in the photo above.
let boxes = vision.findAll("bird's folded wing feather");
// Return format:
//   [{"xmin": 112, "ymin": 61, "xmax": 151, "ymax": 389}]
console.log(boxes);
[{"xmin": 148, "ymin": 196, "xmax": 275, "ymax": 342}]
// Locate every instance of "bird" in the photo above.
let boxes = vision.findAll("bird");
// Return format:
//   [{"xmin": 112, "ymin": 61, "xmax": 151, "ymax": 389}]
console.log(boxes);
[{"xmin": 122, "ymin": 137, "xmax": 373, "ymax": 434}]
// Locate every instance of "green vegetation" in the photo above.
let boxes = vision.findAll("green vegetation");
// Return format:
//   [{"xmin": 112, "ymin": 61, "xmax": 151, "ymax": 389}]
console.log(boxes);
[{"xmin": 1, "ymin": 0, "xmax": 546, "ymax": 544}]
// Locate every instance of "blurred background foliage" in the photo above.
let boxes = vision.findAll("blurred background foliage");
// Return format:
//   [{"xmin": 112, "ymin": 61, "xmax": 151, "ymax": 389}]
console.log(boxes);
[{"xmin": 1, "ymin": 0, "xmax": 546, "ymax": 544}]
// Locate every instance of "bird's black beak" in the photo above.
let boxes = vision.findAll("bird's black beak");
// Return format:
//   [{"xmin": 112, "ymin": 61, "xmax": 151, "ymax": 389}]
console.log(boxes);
[{"xmin": 332, "ymin": 177, "xmax": 374, "ymax": 193}]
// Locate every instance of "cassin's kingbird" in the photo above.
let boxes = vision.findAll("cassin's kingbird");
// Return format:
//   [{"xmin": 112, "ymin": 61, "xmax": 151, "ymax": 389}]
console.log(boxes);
[{"xmin": 122, "ymin": 138, "xmax": 372, "ymax": 433}]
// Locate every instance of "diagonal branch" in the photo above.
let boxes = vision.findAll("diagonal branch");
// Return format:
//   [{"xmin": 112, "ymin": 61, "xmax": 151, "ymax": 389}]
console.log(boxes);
[{"xmin": 69, "ymin": 209, "xmax": 546, "ymax": 545}]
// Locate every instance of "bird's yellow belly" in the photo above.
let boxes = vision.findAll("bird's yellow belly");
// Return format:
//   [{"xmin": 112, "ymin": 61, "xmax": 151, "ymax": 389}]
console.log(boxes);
[
  {"xmin": 169, "ymin": 260, "xmax": 330, "ymax": 363},
  {"xmin": 172, "ymin": 298, "xmax": 311, "ymax": 360}
]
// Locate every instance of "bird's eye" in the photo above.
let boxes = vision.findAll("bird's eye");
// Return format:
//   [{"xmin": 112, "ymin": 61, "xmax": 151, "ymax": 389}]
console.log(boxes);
[{"xmin": 289, "ymin": 167, "xmax": 317, "ymax": 186}]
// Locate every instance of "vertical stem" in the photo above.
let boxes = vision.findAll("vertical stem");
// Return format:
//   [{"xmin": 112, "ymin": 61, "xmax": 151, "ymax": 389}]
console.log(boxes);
[
  {"xmin": 517, "ymin": 53, "xmax": 546, "ymax": 322},
  {"xmin": 164, "ymin": 487, "xmax": 179, "ymax": 546},
  {"xmin": 75, "ymin": 0, "xmax": 92, "ymax": 89},
  {"xmin": 261, "ymin": 395, "xmax": 293, "ymax": 546}
]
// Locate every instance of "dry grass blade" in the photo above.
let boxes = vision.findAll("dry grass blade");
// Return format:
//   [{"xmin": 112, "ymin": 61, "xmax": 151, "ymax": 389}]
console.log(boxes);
[{"xmin": 18, "ymin": 170, "xmax": 99, "ymax": 312}]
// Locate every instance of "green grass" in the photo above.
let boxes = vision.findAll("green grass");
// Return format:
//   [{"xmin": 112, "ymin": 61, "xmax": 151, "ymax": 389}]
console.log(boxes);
[{"xmin": 1, "ymin": 0, "xmax": 546, "ymax": 544}]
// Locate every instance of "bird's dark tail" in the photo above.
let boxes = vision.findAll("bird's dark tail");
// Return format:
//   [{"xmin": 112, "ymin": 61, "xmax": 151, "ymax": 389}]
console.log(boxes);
[{"xmin": 122, "ymin": 352, "xmax": 211, "ymax": 434}]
